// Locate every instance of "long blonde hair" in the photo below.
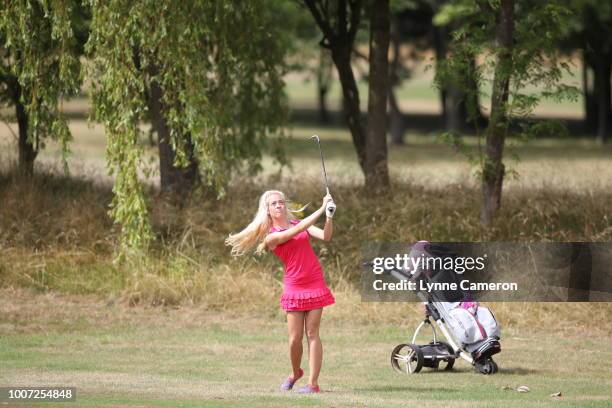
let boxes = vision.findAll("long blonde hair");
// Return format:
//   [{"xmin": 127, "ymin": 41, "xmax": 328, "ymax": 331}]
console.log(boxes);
[{"xmin": 225, "ymin": 190, "xmax": 296, "ymax": 256}]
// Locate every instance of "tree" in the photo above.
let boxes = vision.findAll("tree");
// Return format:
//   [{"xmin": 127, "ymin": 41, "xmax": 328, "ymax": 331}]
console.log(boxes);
[
  {"xmin": 431, "ymin": 0, "xmax": 484, "ymax": 134},
  {"xmin": 365, "ymin": 0, "xmax": 391, "ymax": 187},
  {"xmin": 302, "ymin": 0, "xmax": 367, "ymax": 169},
  {"xmin": 315, "ymin": 48, "xmax": 335, "ymax": 124},
  {"xmin": 386, "ymin": 0, "xmax": 484, "ymax": 144},
  {"xmin": 274, "ymin": 1, "xmax": 333, "ymax": 124},
  {"xmin": 558, "ymin": 0, "xmax": 612, "ymax": 143},
  {"xmin": 480, "ymin": 0, "xmax": 514, "ymax": 226},
  {"xmin": 387, "ymin": 1, "xmax": 433, "ymax": 145},
  {"xmin": 0, "ymin": 0, "xmax": 83, "ymax": 175},
  {"xmin": 145, "ymin": 62, "xmax": 199, "ymax": 195},
  {"xmin": 575, "ymin": 1, "xmax": 611, "ymax": 143},
  {"xmin": 387, "ymin": 13, "xmax": 405, "ymax": 145},
  {"xmin": 436, "ymin": 0, "xmax": 578, "ymax": 226},
  {"xmin": 302, "ymin": 0, "xmax": 391, "ymax": 189},
  {"xmin": 87, "ymin": 0, "xmax": 287, "ymax": 251}
]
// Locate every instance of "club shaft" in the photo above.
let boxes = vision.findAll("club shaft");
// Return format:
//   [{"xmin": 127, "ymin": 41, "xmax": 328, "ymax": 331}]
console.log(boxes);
[{"xmin": 314, "ymin": 137, "xmax": 330, "ymax": 194}]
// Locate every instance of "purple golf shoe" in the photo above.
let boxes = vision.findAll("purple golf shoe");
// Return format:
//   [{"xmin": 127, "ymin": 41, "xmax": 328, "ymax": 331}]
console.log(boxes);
[
  {"xmin": 280, "ymin": 368, "xmax": 303, "ymax": 391},
  {"xmin": 297, "ymin": 384, "xmax": 320, "ymax": 394}
]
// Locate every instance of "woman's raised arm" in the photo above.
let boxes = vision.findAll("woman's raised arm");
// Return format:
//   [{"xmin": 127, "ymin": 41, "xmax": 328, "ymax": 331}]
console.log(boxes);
[{"xmin": 265, "ymin": 194, "xmax": 332, "ymax": 250}]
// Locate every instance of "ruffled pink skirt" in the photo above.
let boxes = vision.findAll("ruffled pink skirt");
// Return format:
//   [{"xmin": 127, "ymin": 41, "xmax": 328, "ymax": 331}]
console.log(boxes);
[{"xmin": 280, "ymin": 286, "xmax": 335, "ymax": 312}]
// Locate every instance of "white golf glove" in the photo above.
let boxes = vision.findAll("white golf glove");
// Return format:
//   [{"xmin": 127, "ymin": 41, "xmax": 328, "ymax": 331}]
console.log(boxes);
[{"xmin": 325, "ymin": 201, "xmax": 336, "ymax": 218}]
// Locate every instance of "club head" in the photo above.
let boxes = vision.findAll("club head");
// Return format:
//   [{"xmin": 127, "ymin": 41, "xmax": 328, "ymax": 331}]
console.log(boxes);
[{"xmin": 310, "ymin": 134, "xmax": 320, "ymax": 143}]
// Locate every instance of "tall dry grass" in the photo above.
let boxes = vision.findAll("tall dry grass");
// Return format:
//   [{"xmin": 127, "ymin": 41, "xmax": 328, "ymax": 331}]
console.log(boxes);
[{"xmin": 1, "ymin": 169, "xmax": 611, "ymax": 333}]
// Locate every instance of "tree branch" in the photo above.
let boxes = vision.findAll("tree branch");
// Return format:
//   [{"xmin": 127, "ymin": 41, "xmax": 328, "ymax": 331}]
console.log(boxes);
[
  {"xmin": 347, "ymin": 0, "xmax": 362, "ymax": 42},
  {"xmin": 338, "ymin": 0, "xmax": 347, "ymax": 36},
  {"xmin": 303, "ymin": 0, "xmax": 336, "ymax": 42}
]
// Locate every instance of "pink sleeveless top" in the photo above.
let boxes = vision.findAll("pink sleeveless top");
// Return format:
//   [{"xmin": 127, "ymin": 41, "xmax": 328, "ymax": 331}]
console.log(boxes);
[{"xmin": 270, "ymin": 220, "xmax": 335, "ymax": 311}]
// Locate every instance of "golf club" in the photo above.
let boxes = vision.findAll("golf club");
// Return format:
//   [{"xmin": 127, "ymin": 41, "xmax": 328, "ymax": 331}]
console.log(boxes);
[{"xmin": 310, "ymin": 135, "xmax": 330, "ymax": 195}]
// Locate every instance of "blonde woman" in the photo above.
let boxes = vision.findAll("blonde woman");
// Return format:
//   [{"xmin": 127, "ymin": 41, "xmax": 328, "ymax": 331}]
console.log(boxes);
[{"xmin": 226, "ymin": 190, "xmax": 336, "ymax": 394}]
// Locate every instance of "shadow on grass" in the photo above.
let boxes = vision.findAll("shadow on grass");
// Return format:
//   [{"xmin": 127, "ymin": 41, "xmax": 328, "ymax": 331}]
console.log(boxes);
[
  {"xmin": 411, "ymin": 366, "xmax": 541, "ymax": 376},
  {"xmin": 282, "ymin": 124, "xmax": 612, "ymax": 163},
  {"xmin": 354, "ymin": 385, "xmax": 458, "ymax": 394},
  {"xmin": 289, "ymin": 108, "xmax": 598, "ymax": 138},
  {"xmin": 497, "ymin": 367, "xmax": 541, "ymax": 375}
]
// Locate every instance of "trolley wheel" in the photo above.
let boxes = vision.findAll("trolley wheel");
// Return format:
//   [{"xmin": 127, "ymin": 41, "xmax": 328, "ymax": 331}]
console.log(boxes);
[
  {"xmin": 391, "ymin": 343, "xmax": 424, "ymax": 374},
  {"xmin": 438, "ymin": 341, "xmax": 455, "ymax": 371},
  {"xmin": 475, "ymin": 357, "xmax": 498, "ymax": 375}
]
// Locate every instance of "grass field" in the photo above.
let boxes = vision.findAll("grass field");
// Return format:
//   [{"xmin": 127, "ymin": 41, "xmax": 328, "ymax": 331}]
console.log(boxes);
[
  {"xmin": 1, "ymin": 60, "xmax": 611, "ymax": 408},
  {"xmin": 1, "ymin": 289, "xmax": 611, "ymax": 408}
]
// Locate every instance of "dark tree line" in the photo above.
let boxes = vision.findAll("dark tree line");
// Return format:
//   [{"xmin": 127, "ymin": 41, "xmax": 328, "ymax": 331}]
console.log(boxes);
[
  {"xmin": 573, "ymin": 1, "xmax": 612, "ymax": 144},
  {"xmin": 309, "ymin": 0, "xmax": 610, "ymax": 144}
]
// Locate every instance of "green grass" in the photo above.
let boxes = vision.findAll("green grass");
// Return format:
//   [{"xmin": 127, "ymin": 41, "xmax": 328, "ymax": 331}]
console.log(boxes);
[
  {"xmin": 1, "ymin": 291, "xmax": 610, "ymax": 408},
  {"xmin": 0, "ymin": 53, "xmax": 607, "ymax": 408}
]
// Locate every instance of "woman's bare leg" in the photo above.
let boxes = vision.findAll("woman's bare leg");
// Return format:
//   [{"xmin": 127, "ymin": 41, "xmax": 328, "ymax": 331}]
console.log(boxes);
[
  {"xmin": 286, "ymin": 311, "xmax": 305, "ymax": 377},
  {"xmin": 304, "ymin": 308, "xmax": 323, "ymax": 387}
]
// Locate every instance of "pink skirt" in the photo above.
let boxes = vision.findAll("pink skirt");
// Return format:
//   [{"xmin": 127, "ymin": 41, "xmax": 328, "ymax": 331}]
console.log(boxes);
[{"xmin": 280, "ymin": 286, "xmax": 335, "ymax": 312}]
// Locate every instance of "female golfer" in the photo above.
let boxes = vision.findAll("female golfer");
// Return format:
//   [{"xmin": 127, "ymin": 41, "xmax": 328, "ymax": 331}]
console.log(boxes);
[{"xmin": 226, "ymin": 190, "xmax": 336, "ymax": 394}]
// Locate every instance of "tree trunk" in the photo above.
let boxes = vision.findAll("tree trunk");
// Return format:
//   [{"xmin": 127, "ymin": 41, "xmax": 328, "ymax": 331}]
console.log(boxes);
[
  {"xmin": 365, "ymin": 0, "xmax": 390, "ymax": 189},
  {"xmin": 434, "ymin": 24, "xmax": 448, "ymax": 121},
  {"xmin": 388, "ymin": 88, "xmax": 404, "ymax": 145},
  {"xmin": 330, "ymin": 45, "xmax": 367, "ymax": 173},
  {"xmin": 465, "ymin": 58, "xmax": 483, "ymax": 127},
  {"xmin": 593, "ymin": 55, "xmax": 611, "ymax": 144},
  {"xmin": 481, "ymin": 0, "xmax": 514, "ymax": 226},
  {"xmin": 317, "ymin": 80, "xmax": 330, "ymax": 124},
  {"xmin": 316, "ymin": 48, "xmax": 332, "ymax": 124},
  {"xmin": 11, "ymin": 81, "xmax": 37, "ymax": 176},
  {"xmin": 583, "ymin": 53, "xmax": 597, "ymax": 132},
  {"xmin": 435, "ymin": 23, "xmax": 477, "ymax": 133},
  {"xmin": 16, "ymin": 100, "xmax": 36, "ymax": 176},
  {"xmin": 303, "ymin": 0, "xmax": 367, "ymax": 177},
  {"xmin": 447, "ymin": 60, "xmax": 481, "ymax": 133},
  {"xmin": 445, "ymin": 84, "xmax": 463, "ymax": 133},
  {"xmin": 148, "ymin": 71, "xmax": 198, "ymax": 196},
  {"xmin": 389, "ymin": 18, "xmax": 404, "ymax": 145}
]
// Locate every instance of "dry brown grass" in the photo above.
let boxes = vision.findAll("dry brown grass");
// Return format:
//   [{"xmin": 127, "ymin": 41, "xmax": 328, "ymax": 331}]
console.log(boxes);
[{"xmin": 1, "ymin": 168, "xmax": 611, "ymax": 334}]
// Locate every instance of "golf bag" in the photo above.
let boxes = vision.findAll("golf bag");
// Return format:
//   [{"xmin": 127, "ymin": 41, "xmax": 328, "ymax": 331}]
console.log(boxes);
[{"xmin": 389, "ymin": 241, "xmax": 502, "ymax": 374}]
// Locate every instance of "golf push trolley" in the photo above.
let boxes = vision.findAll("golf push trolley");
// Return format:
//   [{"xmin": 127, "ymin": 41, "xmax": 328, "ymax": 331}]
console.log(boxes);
[
  {"xmin": 386, "ymin": 242, "xmax": 502, "ymax": 375},
  {"xmin": 390, "ymin": 301, "xmax": 501, "ymax": 375}
]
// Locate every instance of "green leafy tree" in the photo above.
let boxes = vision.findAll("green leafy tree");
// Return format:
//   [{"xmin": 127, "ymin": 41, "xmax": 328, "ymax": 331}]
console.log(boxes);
[
  {"xmin": 561, "ymin": 0, "xmax": 612, "ymax": 143},
  {"xmin": 435, "ymin": 0, "xmax": 579, "ymax": 225},
  {"xmin": 86, "ymin": 0, "xmax": 287, "ymax": 252},
  {"xmin": 0, "ymin": 0, "xmax": 83, "ymax": 175},
  {"xmin": 431, "ymin": 0, "xmax": 484, "ymax": 133}
]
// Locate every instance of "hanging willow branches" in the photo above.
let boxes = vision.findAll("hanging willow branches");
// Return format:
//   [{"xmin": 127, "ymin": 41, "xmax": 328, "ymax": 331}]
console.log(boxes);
[
  {"xmin": 86, "ymin": 0, "xmax": 288, "ymax": 253},
  {"xmin": 0, "ymin": 0, "xmax": 82, "ymax": 174}
]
